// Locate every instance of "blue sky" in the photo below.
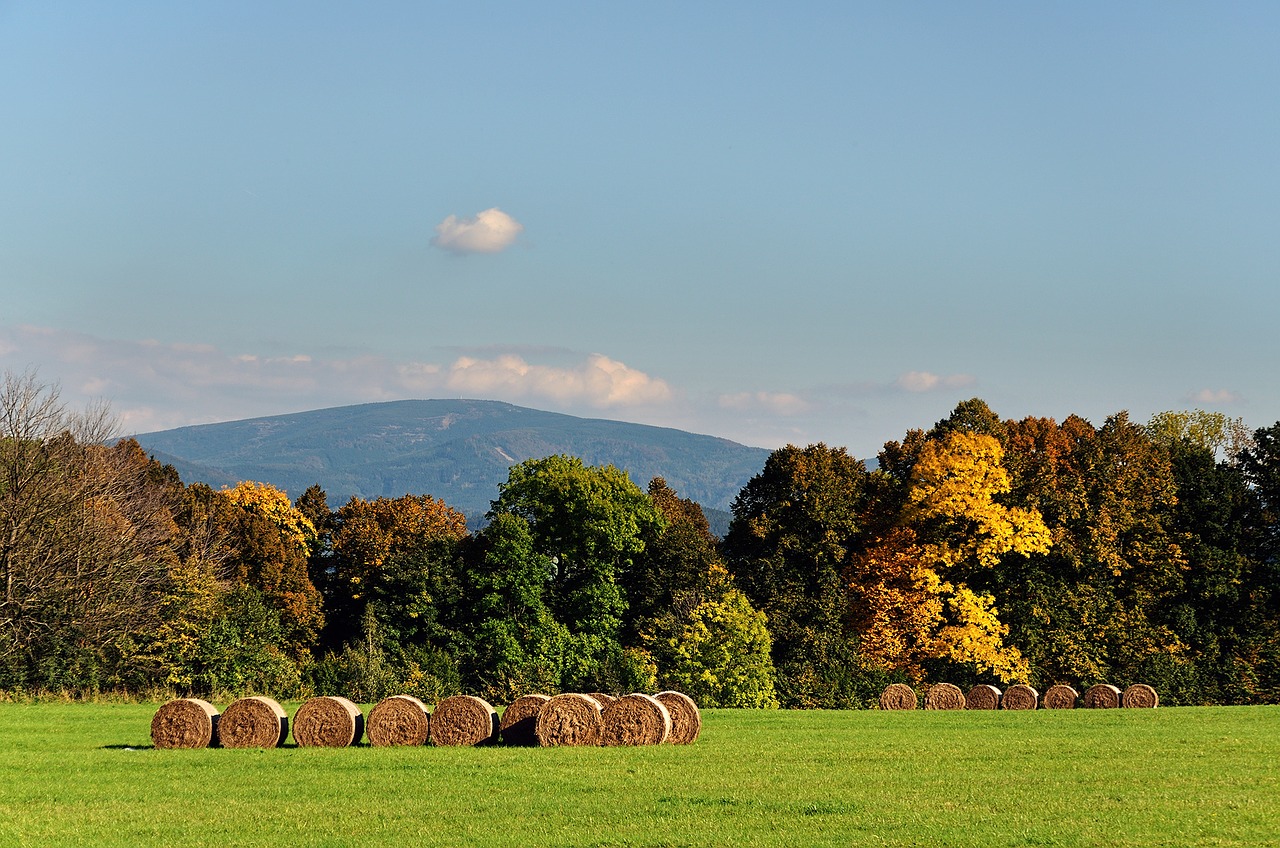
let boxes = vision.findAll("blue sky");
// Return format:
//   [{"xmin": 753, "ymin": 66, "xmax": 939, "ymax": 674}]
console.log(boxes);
[{"xmin": 2, "ymin": 2, "xmax": 1277, "ymax": 459}]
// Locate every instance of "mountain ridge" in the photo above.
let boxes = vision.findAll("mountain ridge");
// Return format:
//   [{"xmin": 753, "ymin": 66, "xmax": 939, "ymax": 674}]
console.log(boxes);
[{"xmin": 129, "ymin": 399, "xmax": 773, "ymax": 525}]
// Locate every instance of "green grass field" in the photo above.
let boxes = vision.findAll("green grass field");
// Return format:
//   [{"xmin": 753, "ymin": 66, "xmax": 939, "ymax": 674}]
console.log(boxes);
[{"xmin": 1, "ymin": 702, "xmax": 1277, "ymax": 847}]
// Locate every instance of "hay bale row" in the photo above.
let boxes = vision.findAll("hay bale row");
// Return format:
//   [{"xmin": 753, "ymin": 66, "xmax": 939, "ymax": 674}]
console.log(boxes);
[
  {"xmin": 877, "ymin": 682, "xmax": 1159, "ymax": 711},
  {"xmin": 517, "ymin": 690, "xmax": 700, "ymax": 747},
  {"xmin": 153, "ymin": 690, "xmax": 706, "ymax": 750}
]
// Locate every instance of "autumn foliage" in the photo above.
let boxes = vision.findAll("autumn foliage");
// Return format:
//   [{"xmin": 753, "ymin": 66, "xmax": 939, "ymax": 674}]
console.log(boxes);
[{"xmin": 3, "ymin": 373, "xmax": 1280, "ymax": 708}]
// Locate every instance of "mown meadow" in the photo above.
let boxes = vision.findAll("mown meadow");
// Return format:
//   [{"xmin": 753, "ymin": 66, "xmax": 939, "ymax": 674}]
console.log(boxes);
[{"xmin": 2, "ymin": 702, "xmax": 1277, "ymax": 847}]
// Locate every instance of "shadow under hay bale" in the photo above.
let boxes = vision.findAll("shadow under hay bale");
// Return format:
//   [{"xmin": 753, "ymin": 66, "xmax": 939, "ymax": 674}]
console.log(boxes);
[
  {"xmin": 293, "ymin": 696, "xmax": 364, "ymax": 747},
  {"xmin": 500, "ymin": 694, "xmax": 551, "ymax": 747},
  {"xmin": 1122, "ymin": 683, "xmax": 1159, "ymax": 708},
  {"xmin": 878, "ymin": 683, "xmax": 918, "ymax": 711},
  {"xmin": 151, "ymin": 698, "xmax": 219, "ymax": 749},
  {"xmin": 536, "ymin": 693, "xmax": 604, "ymax": 747},
  {"xmin": 966, "ymin": 684, "xmax": 1002, "ymax": 710},
  {"xmin": 924, "ymin": 683, "xmax": 966, "ymax": 710},
  {"xmin": 601, "ymin": 694, "xmax": 671, "ymax": 746},
  {"xmin": 1083, "ymin": 684, "xmax": 1122, "ymax": 709},
  {"xmin": 1001, "ymin": 684, "xmax": 1039, "ymax": 711},
  {"xmin": 653, "ymin": 691, "xmax": 701, "ymax": 745},
  {"xmin": 429, "ymin": 695, "xmax": 499, "ymax": 746},
  {"xmin": 220, "ymin": 696, "xmax": 289, "ymax": 748},
  {"xmin": 367, "ymin": 695, "xmax": 431, "ymax": 747},
  {"xmin": 1042, "ymin": 685, "xmax": 1079, "ymax": 710}
]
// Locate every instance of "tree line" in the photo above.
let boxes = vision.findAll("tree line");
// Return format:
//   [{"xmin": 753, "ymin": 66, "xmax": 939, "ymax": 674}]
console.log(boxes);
[{"xmin": 2, "ymin": 372, "xmax": 1278, "ymax": 707}]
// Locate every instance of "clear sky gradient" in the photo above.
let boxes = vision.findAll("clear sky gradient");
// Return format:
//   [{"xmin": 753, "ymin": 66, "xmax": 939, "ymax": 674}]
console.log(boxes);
[{"xmin": 2, "ymin": 2, "xmax": 1277, "ymax": 459}]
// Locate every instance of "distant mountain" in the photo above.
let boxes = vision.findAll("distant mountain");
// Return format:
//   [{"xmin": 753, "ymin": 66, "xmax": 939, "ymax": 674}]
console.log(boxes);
[{"xmin": 129, "ymin": 399, "xmax": 771, "ymax": 526}]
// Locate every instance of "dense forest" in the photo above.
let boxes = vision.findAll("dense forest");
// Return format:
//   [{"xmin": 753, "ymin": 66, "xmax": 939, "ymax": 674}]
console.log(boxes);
[{"xmin": 2, "ymin": 371, "xmax": 1278, "ymax": 707}]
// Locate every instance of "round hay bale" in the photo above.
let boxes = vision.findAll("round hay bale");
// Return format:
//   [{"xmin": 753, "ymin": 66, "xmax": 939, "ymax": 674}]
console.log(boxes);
[
  {"xmin": 293, "ymin": 696, "xmax": 364, "ymax": 747},
  {"xmin": 1082, "ymin": 683, "xmax": 1123, "ymax": 709},
  {"xmin": 601, "ymin": 694, "xmax": 671, "ymax": 746},
  {"xmin": 429, "ymin": 695, "xmax": 499, "ymax": 746},
  {"xmin": 366, "ymin": 695, "xmax": 431, "ymax": 747},
  {"xmin": 965, "ymin": 684, "xmax": 1002, "ymax": 710},
  {"xmin": 1122, "ymin": 683, "xmax": 1159, "ymax": 709},
  {"xmin": 219, "ymin": 696, "xmax": 288, "ymax": 748},
  {"xmin": 500, "ymin": 694, "xmax": 551, "ymax": 747},
  {"xmin": 1042, "ymin": 684, "xmax": 1079, "ymax": 710},
  {"xmin": 1001, "ymin": 684, "xmax": 1039, "ymax": 711},
  {"xmin": 588, "ymin": 692, "xmax": 617, "ymax": 706},
  {"xmin": 924, "ymin": 683, "xmax": 966, "ymax": 710},
  {"xmin": 878, "ymin": 683, "xmax": 918, "ymax": 711},
  {"xmin": 535, "ymin": 693, "xmax": 604, "ymax": 747},
  {"xmin": 151, "ymin": 698, "xmax": 219, "ymax": 749},
  {"xmin": 653, "ymin": 691, "xmax": 702, "ymax": 745}
]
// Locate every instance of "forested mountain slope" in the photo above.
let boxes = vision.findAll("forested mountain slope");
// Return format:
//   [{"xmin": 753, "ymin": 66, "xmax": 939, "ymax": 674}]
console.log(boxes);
[{"xmin": 131, "ymin": 399, "xmax": 771, "ymax": 520}]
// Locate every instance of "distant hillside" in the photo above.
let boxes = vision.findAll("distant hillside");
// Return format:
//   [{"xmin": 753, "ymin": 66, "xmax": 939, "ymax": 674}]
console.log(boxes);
[{"xmin": 130, "ymin": 399, "xmax": 771, "ymax": 525}]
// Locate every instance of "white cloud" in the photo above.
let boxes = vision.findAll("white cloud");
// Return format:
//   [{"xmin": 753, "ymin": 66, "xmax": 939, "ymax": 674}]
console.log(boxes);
[
  {"xmin": 431, "ymin": 207, "xmax": 524, "ymax": 254},
  {"xmin": 445, "ymin": 353, "xmax": 672, "ymax": 407},
  {"xmin": 718, "ymin": 391, "xmax": 809, "ymax": 416},
  {"xmin": 894, "ymin": 371, "xmax": 975, "ymax": 393},
  {"xmin": 1189, "ymin": 388, "xmax": 1241, "ymax": 405},
  {"xmin": 0, "ymin": 325, "xmax": 671, "ymax": 433}
]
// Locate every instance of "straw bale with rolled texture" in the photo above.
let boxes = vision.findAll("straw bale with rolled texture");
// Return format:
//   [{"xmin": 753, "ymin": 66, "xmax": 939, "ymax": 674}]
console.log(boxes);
[
  {"xmin": 536, "ymin": 693, "xmax": 604, "ymax": 747},
  {"xmin": 924, "ymin": 683, "xmax": 966, "ymax": 710},
  {"xmin": 500, "ymin": 694, "xmax": 551, "ymax": 747},
  {"xmin": 1122, "ymin": 683, "xmax": 1159, "ymax": 708},
  {"xmin": 588, "ymin": 692, "xmax": 617, "ymax": 706},
  {"xmin": 219, "ymin": 696, "xmax": 289, "ymax": 748},
  {"xmin": 367, "ymin": 695, "xmax": 431, "ymax": 747},
  {"xmin": 293, "ymin": 696, "xmax": 364, "ymax": 747},
  {"xmin": 429, "ymin": 695, "xmax": 499, "ymax": 746},
  {"xmin": 878, "ymin": 683, "xmax": 918, "ymax": 711},
  {"xmin": 1001, "ymin": 684, "xmax": 1039, "ymax": 710},
  {"xmin": 653, "ymin": 691, "xmax": 701, "ymax": 745},
  {"xmin": 601, "ymin": 694, "xmax": 671, "ymax": 746},
  {"xmin": 1042, "ymin": 685, "xmax": 1079, "ymax": 709},
  {"xmin": 965, "ymin": 685, "xmax": 1001, "ymax": 710},
  {"xmin": 151, "ymin": 698, "xmax": 219, "ymax": 749},
  {"xmin": 1083, "ymin": 684, "xmax": 1123, "ymax": 709}
]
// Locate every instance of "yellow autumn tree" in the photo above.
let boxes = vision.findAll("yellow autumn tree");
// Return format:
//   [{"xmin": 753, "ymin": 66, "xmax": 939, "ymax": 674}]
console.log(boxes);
[
  {"xmin": 850, "ymin": 431, "xmax": 1049, "ymax": 682},
  {"xmin": 218, "ymin": 481, "xmax": 324, "ymax": 655},
  {"xmin": 904, "ymin": 431, "xmax": 1051, "ymax": 571}
]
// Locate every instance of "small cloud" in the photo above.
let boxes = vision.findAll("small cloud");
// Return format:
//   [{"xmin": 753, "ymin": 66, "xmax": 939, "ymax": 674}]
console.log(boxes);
[
  {"xmin": 431, "ymin": 207, "xmax": 524, "ymax": 254},
  {"xmin": 1189, "ymin": 388, "xmax": 1241, "ymax": 405},
  {"xmin": 894, "ymin": 371, "xmax": 975, "ymax": 393},
  {"xmin": 445, "ymin": 353, "xmax": 671, "ymax": 407},
  {"xmin": 718, "ymin": 391, "xmax": 810, "ymax": 416}
]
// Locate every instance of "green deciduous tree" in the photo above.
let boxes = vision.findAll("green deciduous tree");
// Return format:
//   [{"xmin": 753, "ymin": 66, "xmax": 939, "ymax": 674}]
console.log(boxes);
[
  {"xmin": 724, "ymin": 443, "xmax": 868, "ymax": 707},
  {"xmin": 487, "ymin": 455, "xmax": 664, "ymax": 691},
  {"xmin": 664, "ymin": 587, "xmax": 779, "ymax": 708},
  {"xmin": 456, "ymin": 513, "xmax": 568, "ymax": 702}
]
